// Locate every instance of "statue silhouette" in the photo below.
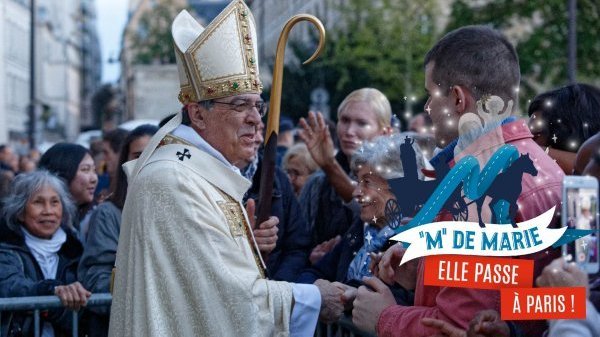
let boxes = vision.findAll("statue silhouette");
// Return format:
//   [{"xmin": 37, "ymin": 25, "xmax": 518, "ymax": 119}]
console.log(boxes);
[
  {"xmin": 387, "ymin": 136, "xmax": 436, "ymax": 224},
  {"xmin": 400, "ymin": 136, "xmax": 417, "ymax": 181}
]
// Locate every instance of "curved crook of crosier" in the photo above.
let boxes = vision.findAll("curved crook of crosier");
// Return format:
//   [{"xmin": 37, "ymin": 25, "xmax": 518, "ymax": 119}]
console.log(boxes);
[{"xmin": 265, "ymin": 15, "xmax": 326, "ymax": 140}]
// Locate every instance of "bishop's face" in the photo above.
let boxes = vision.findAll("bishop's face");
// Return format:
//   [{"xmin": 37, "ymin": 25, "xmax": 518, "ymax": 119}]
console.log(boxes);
[{"xmin": 193, "ymin": 94, "xmax": 263, "ymax": 168}]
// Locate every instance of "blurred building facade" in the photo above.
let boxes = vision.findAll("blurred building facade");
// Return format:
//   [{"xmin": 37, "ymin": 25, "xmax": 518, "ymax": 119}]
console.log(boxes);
[
  {"xmin": 0, "ymin": 0, "xmax": 31, "ymax": 145},
  {"xmin": 251, "ymin": 0, "xmax": 342, "ymax": 87},
  {"xmin": 0, "ymin": 0, "xmax": 101, "ymax": 148},
  {"xmin": 80, "ymin": 0, "xmax": 103, "ymax": 128},
  {"xmin": 120, "ymin": 0, "xmax": 184, "ymax": 122},
  {"xmin": 120, "ymin": 0, "xmax": 228, "ymax": 121}
]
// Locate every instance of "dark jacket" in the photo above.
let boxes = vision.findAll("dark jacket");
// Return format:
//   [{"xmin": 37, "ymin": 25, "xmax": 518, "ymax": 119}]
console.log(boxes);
[
  {"xmin": 297, "ymin": 219, "xmax": 414, "ymax": 306},
  {"xmin": 78, "ymin": 201, "xmax": 121, "ymax": 296},
  {"xmin": 0, "ymin": 221, "xmax": 83, "ymax": 337},
  {"xmin": 77, "ymin": 201, "xmax": 121, "ymax": 337},
  {"xmin": 297, "ymin": 217, "xmax": 364, "ymax": 285},
  {"xmin": 298, "ymin": 151, "xmax": 361, "ymax": 248},
  {"xmin": 245, "ymin": 162, "xmax": 311, "ymax": 282}
]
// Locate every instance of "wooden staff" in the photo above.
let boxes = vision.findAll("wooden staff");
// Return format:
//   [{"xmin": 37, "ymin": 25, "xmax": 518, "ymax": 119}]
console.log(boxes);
[{"xmin": 256, "ymin": 15, "xmax": 326, "ymax": 224}]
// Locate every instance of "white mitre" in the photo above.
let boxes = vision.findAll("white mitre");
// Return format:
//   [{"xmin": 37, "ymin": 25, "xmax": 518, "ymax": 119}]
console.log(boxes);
[{"xmin": 172, "ymin": 0, "xmax": 262, "ymax": 104}]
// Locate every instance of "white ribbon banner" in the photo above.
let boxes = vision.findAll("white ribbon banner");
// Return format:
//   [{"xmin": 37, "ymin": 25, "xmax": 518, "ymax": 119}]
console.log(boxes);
[{"xmin": 390, "ymin": 207, "xmax": 565, "ymax": 266}]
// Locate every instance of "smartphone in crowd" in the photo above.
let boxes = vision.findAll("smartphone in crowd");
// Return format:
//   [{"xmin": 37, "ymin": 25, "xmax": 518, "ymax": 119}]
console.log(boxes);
[{"xmin": 562, "ymin": 175, "xmax": 599, "ymax": 274}]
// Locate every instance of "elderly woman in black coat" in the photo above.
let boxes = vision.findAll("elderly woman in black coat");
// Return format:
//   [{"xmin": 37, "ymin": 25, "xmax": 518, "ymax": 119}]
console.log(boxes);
[{"xmin": 0, "ymin": 170, "xmax": 91, "ymax": 337}]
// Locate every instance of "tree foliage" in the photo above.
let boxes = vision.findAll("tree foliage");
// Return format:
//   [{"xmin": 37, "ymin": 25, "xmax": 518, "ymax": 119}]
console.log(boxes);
[
  {"xmin": 268, "ymin": 0, "xmax": 440, "ymax": 125},
  {"xmin": 130, "ymin": 0, "xmax": 188, "ymax": 65},
  {"xmin": 447, "ymin": 0, "xmax": 600, "ymax": 111}
]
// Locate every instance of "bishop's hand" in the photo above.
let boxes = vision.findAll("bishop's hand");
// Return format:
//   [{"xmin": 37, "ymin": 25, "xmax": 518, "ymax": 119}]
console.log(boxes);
[
  {"xmin": 246, "ymin": 198, "xmax": 279, "ymax": 256},
  {"xmin": 314, "ymin": 279, "xmax": 344, "ymax": 323}
]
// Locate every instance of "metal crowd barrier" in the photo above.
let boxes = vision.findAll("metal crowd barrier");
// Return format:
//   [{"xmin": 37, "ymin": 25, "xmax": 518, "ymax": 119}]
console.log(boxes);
[
  {"xmin": 316, "ymin": 315, "xmax": 377, "ymax": 337},
  {"xmin": 0, "ymin": 294, "xmax": 374, "ymax": 337},
  {"xmin": 0, "ymin": 293, "xmax": 112, "ymax": 337}
]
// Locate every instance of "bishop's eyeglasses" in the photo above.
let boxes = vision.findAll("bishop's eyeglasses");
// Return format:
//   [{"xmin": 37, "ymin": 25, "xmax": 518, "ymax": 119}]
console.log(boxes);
[{"xmin": 212, "ymin": 99, "xmax": 268, "ymax": 118}]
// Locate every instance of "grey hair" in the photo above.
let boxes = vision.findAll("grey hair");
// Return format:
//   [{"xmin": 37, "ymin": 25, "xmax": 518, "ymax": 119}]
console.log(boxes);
[
  {"xmin": 282, "ymin": 143, "xmax": 319, "ymax": 174},
  {"xmin": 182, "ymin": 100, "xmax": 214, "ymax": 126},
  {"xmin": 351, "ymin": 132, "xmax": 427, "ymax": 180},
  {"xmin": 199, "ymin": 100, "xmax": 214, "ymax": 110},
  {"xmin": 2, "ymin": 170, "xmax": 76, "ymax": 232}
]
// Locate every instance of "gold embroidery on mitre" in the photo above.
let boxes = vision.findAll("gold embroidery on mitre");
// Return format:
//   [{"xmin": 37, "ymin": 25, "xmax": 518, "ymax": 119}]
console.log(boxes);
[
  {"xmin": 174, "ymin": 46, "xmax": 199, "ymax": 104},
  {"xmin": 183, "ymin": 0, "xmax": 262, "ymax": 101},
  {"xmin": 178, "ymin": 85, "xmax": 198, "ymax": 105}
]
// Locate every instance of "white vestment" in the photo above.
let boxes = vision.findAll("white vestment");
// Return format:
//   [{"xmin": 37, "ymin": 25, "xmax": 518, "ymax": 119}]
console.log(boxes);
[{"xmin": 108, "ymin": 139, "xmax": 297, "ymax": 337}]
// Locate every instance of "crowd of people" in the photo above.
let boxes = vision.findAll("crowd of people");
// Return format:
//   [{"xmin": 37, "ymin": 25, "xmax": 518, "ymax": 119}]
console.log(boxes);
[
  {"xmin": 0, "ymin": 2, "xmax": 599, "ymax": 337},
  {"xmin": 0, "ymin": 124, "xmax": 158, "ymax": 337}
]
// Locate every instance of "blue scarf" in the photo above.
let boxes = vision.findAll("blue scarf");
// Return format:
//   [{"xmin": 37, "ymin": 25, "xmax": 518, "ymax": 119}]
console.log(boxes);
[{"xmin": 346, "ymin": 223, "xmax": 396, "ymax": 283}]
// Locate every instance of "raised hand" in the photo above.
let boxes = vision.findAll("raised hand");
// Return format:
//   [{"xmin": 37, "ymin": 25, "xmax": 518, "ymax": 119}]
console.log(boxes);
[
  {"xmin": 377, "ymin": 243, "xmax": 419, "ymax": 290},
  {"xmin": 309, "ymin": 236, "xmax": 341, "ymax": 265},
  {"xmin": 298, "ymin": 111, "xmax": 336, "ymax": 169}
]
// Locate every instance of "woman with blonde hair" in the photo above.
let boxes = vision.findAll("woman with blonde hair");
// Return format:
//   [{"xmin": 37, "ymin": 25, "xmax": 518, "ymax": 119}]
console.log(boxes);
[{"xmin": 298, "ymin": 88, "xmax": 394, "ymax": 260}]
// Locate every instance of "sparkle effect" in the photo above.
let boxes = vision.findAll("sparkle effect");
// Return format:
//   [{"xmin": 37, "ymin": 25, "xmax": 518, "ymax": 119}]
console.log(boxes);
[
  {"xmin": 365, "ymin": 231, "xmax": 373, "ymax": 245},
  {"xmin": 569, "ymin": 141, "xmax": 578, "ymax": 149}
]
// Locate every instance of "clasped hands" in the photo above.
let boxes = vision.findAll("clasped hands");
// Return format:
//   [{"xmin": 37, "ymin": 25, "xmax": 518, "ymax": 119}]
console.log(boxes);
[
  {"xmin": 314, "ymin": 241, "xmax": 420, "ymax": 331},
  {"xmin": 313, "ymin": 279, "xmax": 356, "ymax": 323}
]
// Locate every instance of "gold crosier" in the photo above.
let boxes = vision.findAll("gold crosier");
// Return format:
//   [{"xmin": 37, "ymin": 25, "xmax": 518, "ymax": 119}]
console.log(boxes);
[
  {"xmin": 256, "ymin": 15, "xmax": 326, "ymax": 225},
  {"xmin": 265, "ymin": 15, "xmax": 326, "ymax": 141}
]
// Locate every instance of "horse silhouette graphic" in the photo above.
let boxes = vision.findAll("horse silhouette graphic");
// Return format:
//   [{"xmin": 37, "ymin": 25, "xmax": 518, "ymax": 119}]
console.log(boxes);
[
  {"xmin": 387, "ymin": 138, "xmax": 538, "ymax": 229},
  {"xmin": 475, "ymin": 153, "xmax": 538, "ymax": 228},
  {"xmin": 387, "ymin": 138, "xmax": 469, "ymax": 226}
]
